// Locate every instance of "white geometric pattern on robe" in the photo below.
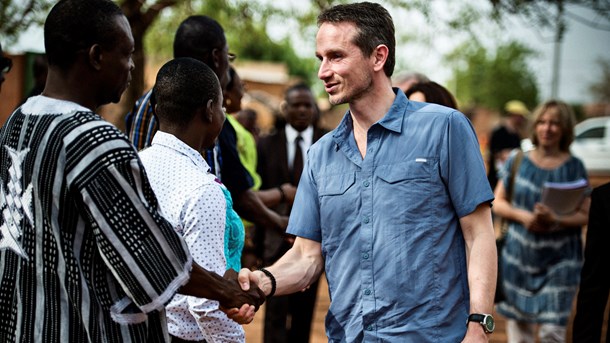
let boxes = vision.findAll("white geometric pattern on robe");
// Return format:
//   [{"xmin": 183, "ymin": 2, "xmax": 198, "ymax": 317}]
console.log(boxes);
[{"xmin": 0, "ymin": 146, "xmax": 33, "ymax": 259}]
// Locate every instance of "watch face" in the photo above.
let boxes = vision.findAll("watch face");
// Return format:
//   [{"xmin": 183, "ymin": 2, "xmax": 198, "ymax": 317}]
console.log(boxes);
[{"xmin": 484, "ymin": 315, "xmax": 495, "ymax": 332}]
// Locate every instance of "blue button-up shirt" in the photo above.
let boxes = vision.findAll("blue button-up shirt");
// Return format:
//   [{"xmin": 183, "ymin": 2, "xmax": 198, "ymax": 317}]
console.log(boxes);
[{"xmin": 288, "ymin": 89, "xmax": 494, "ymax": 342}]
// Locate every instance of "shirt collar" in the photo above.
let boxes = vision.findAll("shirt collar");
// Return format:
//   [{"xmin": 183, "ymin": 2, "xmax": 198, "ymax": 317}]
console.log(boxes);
[
  {"xmin": 285, "ymin": 124, "xmax": 314, "ymax": 146},
  {"xmin": 150, "ymin": 131, "xmax": 211, "ymax": 172},
  {"xmin": 333, "ymin": 87, "xmax": 409, "ymax": 141},
  {"xmin": 376, "ymin": 88, "xmax": 408, "ymax": 133},
  {"xmin": 21, "ymin": 95, "xmax": 91, "ymax": 115}
]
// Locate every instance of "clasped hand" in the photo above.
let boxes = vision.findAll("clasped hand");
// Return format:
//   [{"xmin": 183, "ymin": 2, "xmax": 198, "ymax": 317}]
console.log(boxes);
[
  {"xmin": 220, "ymin": 269, "xmax": 265, "ymax": 324},
  {"xmin": 525, "ymin": 203, "xmax": 557, "ymax": 233}
]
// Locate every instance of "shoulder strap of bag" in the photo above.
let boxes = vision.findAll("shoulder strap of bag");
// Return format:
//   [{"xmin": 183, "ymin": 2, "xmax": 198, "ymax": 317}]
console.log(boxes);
[{"xmin": 500, "ymin": 149, "xmax": 524, "ymax": 236}]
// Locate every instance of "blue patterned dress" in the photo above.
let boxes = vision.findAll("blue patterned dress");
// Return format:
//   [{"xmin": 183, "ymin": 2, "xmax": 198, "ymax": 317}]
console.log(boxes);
[{"xmin": 496, "ymin": 150, "xmax": 588, "ymax": 325}]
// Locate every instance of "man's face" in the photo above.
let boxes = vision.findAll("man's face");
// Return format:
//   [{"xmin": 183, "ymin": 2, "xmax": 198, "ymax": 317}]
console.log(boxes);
[
  {"xmin": 316, "ymin": 22, "xmax": 373, "ymax": 106},
  {"xmin": 207, "ymin": 85, "xmax": 226, "ymax": 148},
  {"xmin": 224, "ymin": 71, "xmax": 244, "ymax": 114},
  {"xmin": 285, "ymin": 89, "xmax": 316, "ymax": 132},
  {"xmin": 98, "ymin": 15, "xmax": 134, "ymax": 105}
]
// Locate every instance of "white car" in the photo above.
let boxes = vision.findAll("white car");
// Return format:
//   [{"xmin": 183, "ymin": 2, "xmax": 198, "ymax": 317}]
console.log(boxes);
[{"xmin": 570, "ymin": 116, "xmax": 610, "ymax": 175}]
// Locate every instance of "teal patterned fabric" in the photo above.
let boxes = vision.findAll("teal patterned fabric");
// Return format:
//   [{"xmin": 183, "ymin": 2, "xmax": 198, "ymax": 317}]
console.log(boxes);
[{"xmin": 221, "ymin": 186, "xmax": 245, "ymax": 271}]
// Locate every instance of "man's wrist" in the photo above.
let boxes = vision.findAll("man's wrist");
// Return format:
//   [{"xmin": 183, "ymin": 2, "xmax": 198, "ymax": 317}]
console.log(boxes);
[
  {"xmin": 258, "ymin": 268, "xmax": 276, "ymax": 297},
  {"xmin": 277, "ymin": 186, "xmax": 286, "ymax": 203}
]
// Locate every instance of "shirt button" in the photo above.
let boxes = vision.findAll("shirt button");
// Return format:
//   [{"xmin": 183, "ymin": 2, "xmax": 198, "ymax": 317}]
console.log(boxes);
[
  {"xmin": 363, "ymin": 180, "xmax": 370, "ymax": 187},
  {"xmin": 364, "ymin": 289, "xmax": 371, "ymax": 296},
  {"xmin": 366, "ymin": 324, "xmax": 374, "ymax": 331},
  {"xmin": 368, "ymin": 148, "xmax": 373, "ymax": 153},
  {"xmin": 363, "ymin": 253, "xmax": 369, "ymax": 259},
  {"xmin": 363, "ymin": 217, "xmax": 369, "ymax": 224}
]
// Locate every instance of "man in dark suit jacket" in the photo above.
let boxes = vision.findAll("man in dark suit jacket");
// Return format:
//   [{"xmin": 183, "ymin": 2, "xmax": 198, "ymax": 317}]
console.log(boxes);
[
  {"xmin": 573, "ymin": 181, "xmax": 610, "ymax": 343},
  {"xmin": 256, "ymin": 83, "xmax": 327, "ymax": 343}
]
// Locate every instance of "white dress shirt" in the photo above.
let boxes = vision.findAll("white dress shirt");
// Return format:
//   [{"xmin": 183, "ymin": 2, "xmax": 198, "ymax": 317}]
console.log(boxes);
[
  {"xmin": 139, "ymin": 131, "xmax": 245, "ymax": 343},
  {"xmin": 285, "ymin": 124, "xmax": 313, "ymax": 169}
]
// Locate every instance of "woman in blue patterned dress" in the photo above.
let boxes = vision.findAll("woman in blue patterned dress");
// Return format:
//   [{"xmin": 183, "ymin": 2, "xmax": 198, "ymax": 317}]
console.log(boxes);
[{"xmin": 493, "ymin": 99, "xmax": 591, "ymax": 343}]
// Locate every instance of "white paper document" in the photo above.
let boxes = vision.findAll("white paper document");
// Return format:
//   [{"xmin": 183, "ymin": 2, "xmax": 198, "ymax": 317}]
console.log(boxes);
[{"xmin": 541, "ymin": 178, "xmax": 589, "ymax": 215}]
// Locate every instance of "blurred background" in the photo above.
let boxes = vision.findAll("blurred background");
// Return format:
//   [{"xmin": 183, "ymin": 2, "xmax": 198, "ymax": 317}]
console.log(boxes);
[
  {"xmin": 2, "ymin": 1, "xmax": 609, "ymax": 130},
  {"xmin": 3, "ymin": 0, "xmax": 609, "ymax": 211}
]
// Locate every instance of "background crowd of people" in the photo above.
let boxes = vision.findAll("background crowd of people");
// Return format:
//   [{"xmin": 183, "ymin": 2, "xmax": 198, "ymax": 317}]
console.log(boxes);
[{"xmin": 0, "ymin": 1, "xmax": 608, "ymax": 342}]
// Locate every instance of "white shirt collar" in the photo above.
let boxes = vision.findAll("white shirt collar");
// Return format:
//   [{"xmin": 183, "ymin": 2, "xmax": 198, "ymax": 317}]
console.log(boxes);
[
  {"xmin": 149, "ymin": 131, "xmax": 211, "ymax": 173},
  {"xmin": 20, "ymin": 95, "xmax": 90, "ymax": 115},
  {"xmin": 285, "ymin": 124, "xmax": 314, "ymax": 147}
]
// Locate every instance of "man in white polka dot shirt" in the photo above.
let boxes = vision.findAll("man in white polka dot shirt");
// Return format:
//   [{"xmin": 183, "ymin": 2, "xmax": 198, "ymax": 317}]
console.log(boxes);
[{"xmin": 140, "ymin": 58, "xmax": 251, "ymax": 343}]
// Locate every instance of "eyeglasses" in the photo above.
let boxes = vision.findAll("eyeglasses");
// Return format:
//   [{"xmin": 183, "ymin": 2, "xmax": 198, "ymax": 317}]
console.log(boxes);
[
  {"xmin": 228, "ymin": 52, "xmax": 236, "ymax": 62},
  {"xmin": 0, "ymin": 57, "xmax": 12, "ymax": 74}
]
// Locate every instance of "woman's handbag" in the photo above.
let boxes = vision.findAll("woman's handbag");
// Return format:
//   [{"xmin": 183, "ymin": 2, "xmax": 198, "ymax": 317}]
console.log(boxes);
[{"xmin": 494, "ymin": 150, "xmax": 523, "ymax": 303}]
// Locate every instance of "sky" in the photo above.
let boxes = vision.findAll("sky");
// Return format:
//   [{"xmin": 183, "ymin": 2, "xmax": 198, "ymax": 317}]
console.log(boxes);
[
  {"xmin": 515, "ymin": 6, "xmax": 610, "ymax": 104},
  {"xmin": 8, "ymin": 1, "xmax": 610, "ymax": 105}
]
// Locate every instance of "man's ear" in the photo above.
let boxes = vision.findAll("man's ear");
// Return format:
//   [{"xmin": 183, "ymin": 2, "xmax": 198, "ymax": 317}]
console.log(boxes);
[
  {"xmin": 88, "ymin": 44, "xmax": 103, "ymax": 71},
  {"xmin": 211, "ymin": 48, "xmax": 221, "ymax": 69},
  {"xmin": 371, "ymin": 44, "xmax": 388, "ymax": 73},
  {"xmin": 204, "ymin": 99, "xmax": 214, "ymax": 122}
]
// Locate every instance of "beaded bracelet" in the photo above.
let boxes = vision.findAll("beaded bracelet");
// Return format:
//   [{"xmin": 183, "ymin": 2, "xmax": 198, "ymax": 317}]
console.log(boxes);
[
  {"xmin": 277, "ymin": 186, "xmax": 286, "ymax": 203},
  {"xmin": 259, "ymin": 268, "xmax": 276, "ymax": 298}
]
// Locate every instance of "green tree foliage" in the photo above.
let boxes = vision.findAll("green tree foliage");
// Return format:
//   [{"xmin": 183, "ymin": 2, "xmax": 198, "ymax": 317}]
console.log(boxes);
[
  {"xmin": 145, "ymin": 0, "xmax": 319, "ymax": 85},
  {"xmin": 488, "ymin": 1, "xmax": 610, "ymax": 98},
  {"xmin": 489, "ymin": 0, "xmax": 610, "ymax": 39},
  {"xmin": 589, "ymin": 58, "xmax": 610, "ymax": 102},
  {"xmin": 143, "ymin": 0, "xmax": 468, "ymax": 88},
  {"xmin": 0, "ymin": 0, "xmax": 52, "ymax": 45},
  {"xmin": 447, "ymin": 41, "xmax": 539, "ymax": 111}
]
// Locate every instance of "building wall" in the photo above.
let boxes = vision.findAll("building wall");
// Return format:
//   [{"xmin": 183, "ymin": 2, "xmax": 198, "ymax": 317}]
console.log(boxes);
[{"xmin": 0, "ymin": 54, "xmax": 25, "ymax": 126}]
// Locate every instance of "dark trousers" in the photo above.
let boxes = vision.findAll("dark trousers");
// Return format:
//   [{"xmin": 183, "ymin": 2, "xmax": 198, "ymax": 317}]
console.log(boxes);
[{"xmin": 264, "ymin": 279, "xmax": 320, "ymax": 343}]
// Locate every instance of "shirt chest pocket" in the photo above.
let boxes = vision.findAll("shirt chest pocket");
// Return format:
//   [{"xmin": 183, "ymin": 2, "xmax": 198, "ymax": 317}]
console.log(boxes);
[
  {"xmin": 317, "ymin": 172, "xmax": 357, "ymax": 230},
  {"xmin": 375, "ymin": 160, "xmax": 433, "ymax": 222},
  {"xmin": 376, "ymin": 160, "xmax": 431, "ymax": 183},
  {"xmin": 318, "ymin": 172, "xmax": 356, "ymax": 197}
]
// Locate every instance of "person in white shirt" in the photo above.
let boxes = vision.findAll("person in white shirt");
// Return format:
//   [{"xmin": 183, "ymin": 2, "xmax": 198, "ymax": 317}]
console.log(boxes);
[{"xmin": 139, "ymin": 57, "xmax": 249, "ymax": 343}]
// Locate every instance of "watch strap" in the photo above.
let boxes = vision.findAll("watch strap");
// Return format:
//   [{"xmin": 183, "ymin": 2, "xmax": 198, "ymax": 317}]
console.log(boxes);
[
  {"xmin": 467, "ymin": 313, "xmax": 486, "ymax": 323},
  {"xmin": 467, "ymin": 313, "xmax": 494, "ymax": 333}
]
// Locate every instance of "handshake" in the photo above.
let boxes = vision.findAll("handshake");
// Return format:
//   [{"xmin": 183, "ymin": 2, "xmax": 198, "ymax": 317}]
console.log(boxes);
[{"xmin": 219, "ymin": 268, "xmax": 266, "ymax": 324}]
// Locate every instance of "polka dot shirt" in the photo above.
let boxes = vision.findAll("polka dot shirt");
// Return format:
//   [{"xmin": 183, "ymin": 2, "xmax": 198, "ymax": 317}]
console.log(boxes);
[{"xmin": 140, "ymin": 131, "xmax": 245, "ymax": 342}]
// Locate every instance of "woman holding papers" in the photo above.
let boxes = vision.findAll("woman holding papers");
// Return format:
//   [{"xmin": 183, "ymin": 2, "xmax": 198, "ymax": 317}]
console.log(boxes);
[{"xmin": 492, "ymin": 99, "xmax": 590, "ymax": 343}]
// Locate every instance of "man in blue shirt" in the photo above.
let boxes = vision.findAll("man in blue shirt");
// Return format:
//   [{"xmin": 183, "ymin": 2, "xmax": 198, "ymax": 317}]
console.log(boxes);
[{"xmin": 238, "ymin": 2, "xmax": 497, "ymax": 342}]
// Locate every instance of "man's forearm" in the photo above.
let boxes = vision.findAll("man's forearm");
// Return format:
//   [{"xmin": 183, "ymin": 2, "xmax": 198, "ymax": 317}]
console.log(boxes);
[
  {"xmin": 256, "ymin": 184, "xmax": 296, "ymax": 208},
  {"xmin": 258, "ymin": 239, "xmax": 324, "ymax": 296},
  {"xmin": 234, "ymin": 189, "xmax": 288, "ymax": 232}
]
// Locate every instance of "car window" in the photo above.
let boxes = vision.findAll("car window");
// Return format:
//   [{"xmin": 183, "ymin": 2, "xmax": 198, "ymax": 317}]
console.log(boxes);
[{"xmin": 576, "ymin": 127, "xmax": 605, "ymax": 140}]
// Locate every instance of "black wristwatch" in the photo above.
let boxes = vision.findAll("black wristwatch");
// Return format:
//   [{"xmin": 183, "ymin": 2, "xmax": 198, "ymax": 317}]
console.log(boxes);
[{"xmin": 466, "ymin": 313, "xmax": 495, "ymax": 333}]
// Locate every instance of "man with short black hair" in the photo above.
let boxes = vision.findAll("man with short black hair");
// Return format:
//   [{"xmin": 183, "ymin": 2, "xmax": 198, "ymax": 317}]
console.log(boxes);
[
  {"xmin": 141, "ymin": 57, "xmax": 248, "ymax": 343},
  {"xmin": 0, "ymin": 1, "xmax": 262, "ymax": 342}
]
